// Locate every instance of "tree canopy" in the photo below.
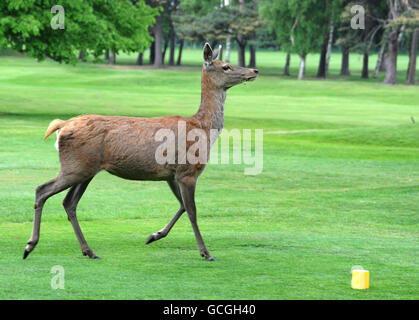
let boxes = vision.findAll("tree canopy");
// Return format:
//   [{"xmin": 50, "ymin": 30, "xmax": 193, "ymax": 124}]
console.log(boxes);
[{"xmin": 0, "ymin": 0, "xmax": 157, "ymax": 63}]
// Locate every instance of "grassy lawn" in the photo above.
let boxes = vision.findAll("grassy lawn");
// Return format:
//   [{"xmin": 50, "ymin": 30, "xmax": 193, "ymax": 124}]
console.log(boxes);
[{"xmin": 0, "ymin": 49, "xmax": 418, "ymax": 299}]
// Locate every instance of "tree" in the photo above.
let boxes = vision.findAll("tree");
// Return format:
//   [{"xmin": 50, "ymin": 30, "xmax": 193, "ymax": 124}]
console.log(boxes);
[
  {"xmin": 383, "ymin": 0, "xmax": 415, "ymax": 84},
  {"xmin": 173, "ymin": 0, "xmax": 261, "ymax": 66},
  {"xmin": 171, "ymin": 11, "xmax": 196, "ymax": 66},
  {"xmin": 96, "ymin": 0, "xmax": 157, "ymax": 65},
  {"xmin": 154, "ymin": 15, "xmax": 163, "ymax": 68},
  {"xmin": 387, "ymin": 3, "xmax": 419, "ymax": 84},
  {"xmin": 407, "ymin": 27, "xmax": 418, "ymax": 84},
  {"xmin": 172, "ymin": 0, "xmax": 221, "ymax": 65},
  {"xmin": 340, "ymin": 46, "xmax": 351, "ymax": 76},
  {"xmin": 196, "ymin": 6, "xmax": 234, "ymax": 45},
  {"xmin": 316, "ymin": 0, "xmax": 344, "ymax": 78},
  {"xmin": 157, "ymin": 0, "xmax": 180, "ymax": 66},
  {"xmin": 145, "ymin": 0, "xmax": 183, "ymax": 68},
  {"xmin": 383, "ymin": 1, "xmax": 403, "ymax": 84},
  {"xmin": 261, "ymin": 0, "xmax": 328, "ymax": 80},
  {"xmin": 0, "ymin": 0, "xmax": 156, "ymax": 64},
  {"xmin": 196, "ymin": 0, "xmax": 262, "ymax": 67},
  {"xmin": 236, "ymin": 0, "xmax": 246, "ymax": 66},
  {"xmin": 223, "ymin": 0, "xmax": 233, "ymax": 63},
  {"xmin": 338, "ymin": 1, "xmax": 387, "ymax": 79},
  {"xmin": 144, "ymin": 0, "xmax": 168, "ymax": 68},
  {"xmin": 231, "ymin": 0, "xmax": 262, "ymax": 67},
  {"xmin": 373, "ymin": 34, "xmax": 387, "ymax": 78}
]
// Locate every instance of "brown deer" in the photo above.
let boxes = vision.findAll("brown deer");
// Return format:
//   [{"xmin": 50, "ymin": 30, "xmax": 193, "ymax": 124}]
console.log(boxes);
[{"xmin": 23, "ymin": 43, "xmax": 258, "ymax": 261}]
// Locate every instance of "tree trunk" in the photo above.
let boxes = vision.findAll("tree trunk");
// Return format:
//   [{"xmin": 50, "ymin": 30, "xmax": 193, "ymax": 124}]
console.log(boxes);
[
  {"xmin": 105, "ymin": 49, "xmax": 110, "ymax": 62},
  {"xmin": 225, "ymin": 37, "xmax": 231, "ymax": 63},
  {"xmin": 169, "ymin": 30, "xmax": 175, "ymax": 66},
  {"xmin": 78, "ymin": 50, "xmax": 86, "ymax": 62},
  {"xmin": 153, "ymin": 16, "xmax": 163, "ymax": 68},
  {"xmin": 149, "ymin": 41, "xmax": 155, "ymax": 65},
  {"xmin": 384, "ymin": 30, "xmax": 399, "ymax": 84},
  {"xmin": 340, "ymin": 46, "xmax": 350, "ymax": 76},
  {"xmin": 406, "ymin": 32, "xmax": 412, "ymax": 80},
  {"xmin": 237, "ymin": 0, "xmax": 246, "ymax": 67},
  {"xmin": 176, "ymin": 39, "xmax": 184, "ymax": 66},
  {"xmin": 219, "ymin": 44, "xmax": 223, "ymax": 61},
  {"xmin": 109, "ymin": 51, "xmax": 116, "ymax": 65},
  {"xmin": 317, "ymin": 33, "xmax": 329, "ymax": 78},
  {"xmin": 379, "ymin": 55, "xmax": 387, "ymax": 72},
  {"xmin": 237, "ymin": 41, "xmax": 246, "ymax": 67},
  {"xmin": 407, "ymin": 28, "xmax": 418, "ymax": 85},
  {"xmin": 374, "ymin": 42, "xmax": 386, "ymax": 78},
  {"xmin": 136, "ymin": 52, "xmax": 143, "ymax": 65},
  {"xmin": 298, "ymin": 54, "xmax": 306, "ymax": 80},
  {"xmin": 361, "ymin": 52, "xmax": 369, "ymax": 79},
  {"xmin": 248, "ymin": 45, "xmax": 256, "ymax": 68},
  {"xmin": 325, "ymin": 24, "xmax": 334, "ymax": 75},
  {"xmin": 162, "ymin": 39, "xmax": 169, "ymax": 64},
  {"xmin": 284, "ymin": 52, "xmax": 291, "ymax": 76}
]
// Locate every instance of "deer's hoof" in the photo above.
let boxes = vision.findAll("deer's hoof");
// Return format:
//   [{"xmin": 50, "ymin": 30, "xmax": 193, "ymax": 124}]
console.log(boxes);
[
  {"xmin": 201, "ymin": 252, "xmax": 216, "ymax": 261},
  {"xmin": 145, "ymin": 234, "xmax": 156, "ymax": 245},
  {"xmin": 23, "ymin": 249, "xmax": 31, "ymax": 260},
  {"xmin": 82, "ymin": 249, "xmax": 99, "ymax": 259}
]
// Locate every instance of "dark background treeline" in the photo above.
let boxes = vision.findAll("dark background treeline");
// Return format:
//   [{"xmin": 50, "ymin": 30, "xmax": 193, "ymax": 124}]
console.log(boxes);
[{"xmin": 0, "ymin": 0, "xmax": 418, "ymax": 84}]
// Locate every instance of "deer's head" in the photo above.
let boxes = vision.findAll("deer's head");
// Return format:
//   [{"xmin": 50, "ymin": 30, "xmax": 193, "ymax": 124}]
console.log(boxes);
[{"xmin": 202, "ymin": 43, "xmax": 258, "ymax": 91}]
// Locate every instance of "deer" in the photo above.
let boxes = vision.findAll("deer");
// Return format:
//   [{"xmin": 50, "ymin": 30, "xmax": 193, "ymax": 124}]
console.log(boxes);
[{"xmin": 23, "ymin": 43, "xmax": 259, "ymax": 261}]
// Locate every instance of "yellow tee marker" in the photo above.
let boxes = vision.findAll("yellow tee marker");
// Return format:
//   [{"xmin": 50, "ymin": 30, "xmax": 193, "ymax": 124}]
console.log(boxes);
[{"xmin": 351, "ymin": 268, "xmax": 370, "ymax": 290}]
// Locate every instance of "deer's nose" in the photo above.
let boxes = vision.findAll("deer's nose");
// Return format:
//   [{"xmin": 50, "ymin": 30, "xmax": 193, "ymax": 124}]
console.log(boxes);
[{"xmin": 253, "ymin": 69, "xmax": 259, "ymax": 74}]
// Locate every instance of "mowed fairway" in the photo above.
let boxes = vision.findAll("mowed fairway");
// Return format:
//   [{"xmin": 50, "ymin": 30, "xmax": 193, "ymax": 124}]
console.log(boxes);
[{"xmin": 0, "ymin": 49, "xmax": 418, "ymax": 299}]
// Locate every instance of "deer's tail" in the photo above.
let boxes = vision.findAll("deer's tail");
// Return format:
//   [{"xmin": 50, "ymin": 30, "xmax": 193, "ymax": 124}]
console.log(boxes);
[{"xmin": 44, "ymin": 119, "xmax": 66, "ymax": 141}]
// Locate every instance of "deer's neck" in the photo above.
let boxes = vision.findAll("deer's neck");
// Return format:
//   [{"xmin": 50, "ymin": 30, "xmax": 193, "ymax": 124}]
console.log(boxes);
[{"xmin": 194, "ymin": 73, "xmax": 226, "ymax": 132}]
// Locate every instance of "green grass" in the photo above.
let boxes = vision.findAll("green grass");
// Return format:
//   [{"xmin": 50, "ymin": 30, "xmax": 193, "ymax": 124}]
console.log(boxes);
[{"xmin": 0, "ymin": 49, "xmax": 418, "ymax": 299}]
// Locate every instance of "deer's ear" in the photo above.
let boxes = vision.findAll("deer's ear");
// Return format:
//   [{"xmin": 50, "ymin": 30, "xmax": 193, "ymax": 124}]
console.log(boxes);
[
  {"xmin": 203, "ymin": 42, "xmax": 213, "ymax": 62},
  {"xmin": 212, "ymin": 45, "xmax": 222, "ymax": 60}
]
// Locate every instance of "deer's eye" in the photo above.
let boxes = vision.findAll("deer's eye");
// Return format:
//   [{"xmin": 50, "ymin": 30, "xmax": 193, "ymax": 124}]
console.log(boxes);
[{"xmin": 222, "ymin": 65, "xmax": 230, "ymax": 71}]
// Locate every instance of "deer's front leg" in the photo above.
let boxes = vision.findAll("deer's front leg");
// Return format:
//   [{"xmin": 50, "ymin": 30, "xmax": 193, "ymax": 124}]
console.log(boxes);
[{"xmin": 177, "ymin": 176, "xmax": 215, "ymax": 261}]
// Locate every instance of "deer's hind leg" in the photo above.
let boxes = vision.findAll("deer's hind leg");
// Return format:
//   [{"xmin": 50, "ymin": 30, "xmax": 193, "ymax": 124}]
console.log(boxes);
[
  {"xmin": 145, "ymin": 180, "xmax": 185, "ymax": 244},
  {"xmin": 63, "ymin": 177, "xmax": 99, "ymax": 259},
  {"xmin": 24, "ymin": 172, "xmax": 79, "ymax": 259}
]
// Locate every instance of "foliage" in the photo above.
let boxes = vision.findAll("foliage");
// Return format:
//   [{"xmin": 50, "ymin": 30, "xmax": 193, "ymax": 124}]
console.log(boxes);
[
  {"xmin": 173, "ymin": 0, "xmax": 262, "ymax": 43},
  {"xmin": 0, "ymin": 0, "xmax": 157, "ymax": 63},
  {"xmin": 171, "ymin": 0, "xmax": 221, "ymax": 42},
  {"xmin": 259, "ymin": 0, "xmax": 341, "ymax": 56},
  {"xmin": 253, "ymin": 26, "xmax": 279, "ymax": 49},
  {"xmin": 172, "ymin": 10, "xmax": 202, "ymax": 42},
  {"xmin": 229, "ymin": 1, "xmax": 264, "ymax": 42},
  {"xmin": 388, "ymin": 8, "xmax": 419, "ymax": 30},
  {"xmin": 337, "ymin": 0, "xmax": 388, "ymax": 53},
  {"xmin": 179, "ymin": 0, "xmax": 220, "ymax": 17}
]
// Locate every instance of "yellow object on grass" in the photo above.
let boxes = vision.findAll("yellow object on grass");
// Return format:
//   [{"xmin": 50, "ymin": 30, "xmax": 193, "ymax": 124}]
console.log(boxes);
[{"xmin": 351, "ymin": 269, "xmax": 370, "ymax": 290}]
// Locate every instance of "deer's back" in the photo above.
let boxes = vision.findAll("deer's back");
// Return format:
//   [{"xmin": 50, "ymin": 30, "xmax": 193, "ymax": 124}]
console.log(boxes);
[{"xmin": 57, "ymin": 114, "xmax": 206, "ymax": 181}]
